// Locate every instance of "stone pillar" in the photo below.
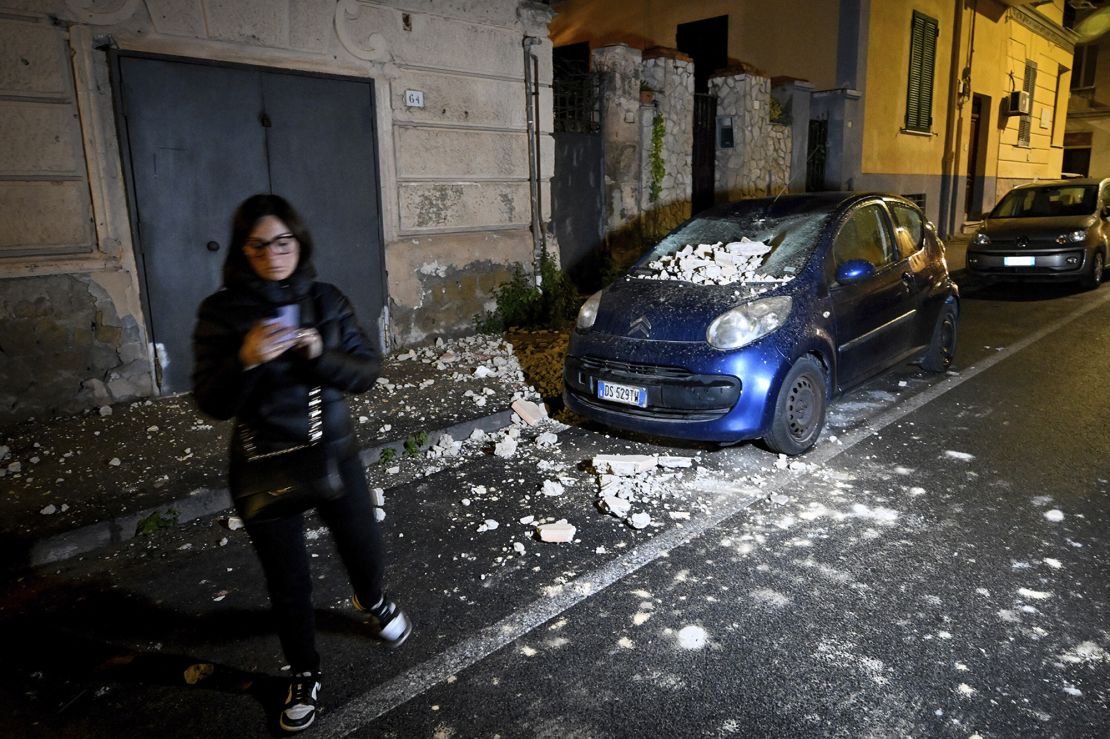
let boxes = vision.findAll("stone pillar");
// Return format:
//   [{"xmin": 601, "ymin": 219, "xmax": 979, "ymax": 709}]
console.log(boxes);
[
  {"xmin": 773, "ymin": 78, "xmax": 815, "ymax": 192},
  {"xmin": 710, "ymin": 67, "xmax": 794, "ymax": 202},
  {"xmin": 592, "ymin": 44, "xmax": 642, "ymax": 265},
  {"xmin": 640, "ymin": 48, "xmax": 694, "ymax": 238}
]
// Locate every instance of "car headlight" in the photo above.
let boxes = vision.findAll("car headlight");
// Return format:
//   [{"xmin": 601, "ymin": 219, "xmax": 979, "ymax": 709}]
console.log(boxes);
[
  {"xmin": 972, "ymin": 232, "xmax": 991, "ymax": 246},
  {"xmin": 706, "ymin": 295, "xmax": 792, "ymax": 350},
  {"xmin": 1056, "ymin": 229, "xmax": 1087, "ymax": 244},
  {"xmin": 576, "ymin": 290, "xmax": 602, "ymax": 330}
]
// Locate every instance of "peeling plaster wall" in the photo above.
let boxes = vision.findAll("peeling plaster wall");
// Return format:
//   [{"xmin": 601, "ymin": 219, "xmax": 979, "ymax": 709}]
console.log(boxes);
[{"xmin": 0, "ymin": 0, "xmax": 554, "ymax": 423}]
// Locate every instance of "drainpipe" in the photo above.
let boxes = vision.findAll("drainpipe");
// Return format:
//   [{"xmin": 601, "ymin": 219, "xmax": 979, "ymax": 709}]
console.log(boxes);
[
  {"xmin": 938, "ymin": 0, "xmax": 967, "ymax": 237},
  {"xmin": 523, "ymin": 36, "xmax": 545, "ymax": 282}
]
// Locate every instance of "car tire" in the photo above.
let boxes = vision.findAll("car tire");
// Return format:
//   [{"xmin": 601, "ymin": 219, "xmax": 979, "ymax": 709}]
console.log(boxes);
[
  {"xmin": 1080, "ymin": 250, "xmax": 1104, "ymax": 291},
  {"xmin": 920, "ymin": 303, "xmax": 959, "ymax": 373},
  {"xmin": 763, "ymin": 356, "xmax": 827, "ymax": 456}
]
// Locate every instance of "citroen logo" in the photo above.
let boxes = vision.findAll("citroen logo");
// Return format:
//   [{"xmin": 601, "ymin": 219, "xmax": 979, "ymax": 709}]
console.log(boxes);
[{"xmin": 629, "ymin": 316, "xmax": 652, "ymax": 338}]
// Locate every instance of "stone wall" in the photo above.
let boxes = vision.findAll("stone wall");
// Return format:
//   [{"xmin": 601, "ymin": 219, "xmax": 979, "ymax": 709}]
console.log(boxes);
[
  {"xmin": 0, "ymin": 0, "xmax": 554, "ymax": 424},
  {"xmin": 640, "ymin": 50, "xmax": 693, "ymax": 240},
  {"xmin": 709, "ymin": 70, "xmax": 792, "ymax": 201}
]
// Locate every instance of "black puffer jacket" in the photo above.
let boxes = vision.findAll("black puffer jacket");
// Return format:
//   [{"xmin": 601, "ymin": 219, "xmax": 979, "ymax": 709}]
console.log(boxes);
[{"xmin": 192, "ymin": 248, "xmax": 380, "ymax": 455}]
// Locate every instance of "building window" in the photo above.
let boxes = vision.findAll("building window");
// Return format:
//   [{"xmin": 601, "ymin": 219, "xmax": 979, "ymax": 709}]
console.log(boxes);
[
  {"xmin": 905, "ymin": 11, "xmax": 939, "ymax": 133},
  {"xmin": 1072, "ymin": 44, "xmax": 1098, "ymax": 91},
  {"xmin": 1018, "ymin": 59, "xmax": 1037, "ymax": 148}
]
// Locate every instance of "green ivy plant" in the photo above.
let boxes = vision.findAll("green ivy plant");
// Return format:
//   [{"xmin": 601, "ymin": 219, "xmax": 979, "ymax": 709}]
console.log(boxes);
[
  {"xmin": 649, "ymin": 113, "xmax": 666, "ymax": 203},
  {"xmin": 404, "ymin": 431, "xmax": 428, "ymax": 456}
]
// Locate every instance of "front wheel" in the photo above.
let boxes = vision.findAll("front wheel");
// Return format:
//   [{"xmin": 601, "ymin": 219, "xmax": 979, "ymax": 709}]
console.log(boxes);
[
  {"xmin": 763, "ymin": 356, "xmax": 827, "ymax": 456},
  {"xmin": 1080, "ymin": 250, "xmax": 1104, "ymax": 291},
  {"xmin": 921, "ymin": 303, "xmax": 959, "ymax": 372}
]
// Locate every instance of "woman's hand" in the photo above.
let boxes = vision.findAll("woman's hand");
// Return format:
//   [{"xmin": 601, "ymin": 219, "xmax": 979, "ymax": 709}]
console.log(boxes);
[
  {"xmin": 239, "ymin": 321, "xmax": 300, "ymax": 366},
  {"xmin": 294, "ymin": 327, "xmax": 324, "ymax": 360}
]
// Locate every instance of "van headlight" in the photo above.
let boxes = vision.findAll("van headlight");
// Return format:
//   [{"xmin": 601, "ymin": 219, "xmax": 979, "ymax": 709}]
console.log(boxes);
[
  {"xmin": 972, "ymin": 232, "xmax": 991, "ymax": 246},
  {"xmin": 1056, "ymin": 229, "xmax": 1087, "ymax": 244},
  {"xmin": 706, "ymin": 296, "xmax": 792, "ymax": 350},
  {"xmin": 576, "ymin": 291, "xmax": 602, "ymax": 330}
]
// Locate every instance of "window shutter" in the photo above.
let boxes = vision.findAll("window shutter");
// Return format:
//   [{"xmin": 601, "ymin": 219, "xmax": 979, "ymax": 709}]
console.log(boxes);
[{"xmin": 905, "ymin": 11, "xmax": 939, "ymax": 132}]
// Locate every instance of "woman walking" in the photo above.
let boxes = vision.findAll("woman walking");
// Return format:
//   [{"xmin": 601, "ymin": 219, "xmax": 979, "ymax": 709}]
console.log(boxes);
[{"xmin": 193, "ymin": 193, "xmax": 410, "ymax": 733}]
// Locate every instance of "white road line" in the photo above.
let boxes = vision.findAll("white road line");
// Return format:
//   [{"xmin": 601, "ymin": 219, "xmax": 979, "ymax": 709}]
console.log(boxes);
[{"xmin": 320, "ymin": 289, "xmax": 1110, "ymax": 737}]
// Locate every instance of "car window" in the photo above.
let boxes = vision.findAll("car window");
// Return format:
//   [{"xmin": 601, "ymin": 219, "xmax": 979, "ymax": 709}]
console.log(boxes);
[
  {"xmin": 888, "ymin": 203, "xmax": 924, "ymax": 259},
  {"xmin": 991, "ymin": 185, "xmax": 1098, "ymax": 217},
  {"xmin": 831, "ymin": 205, "xmax": 894, "ymax": 273}
]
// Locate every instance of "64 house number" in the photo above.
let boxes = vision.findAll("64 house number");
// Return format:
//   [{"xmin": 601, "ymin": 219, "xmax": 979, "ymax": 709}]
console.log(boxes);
[{"xmin": 404, "ymin": 90, "xmax": 424, "ymax": 108}]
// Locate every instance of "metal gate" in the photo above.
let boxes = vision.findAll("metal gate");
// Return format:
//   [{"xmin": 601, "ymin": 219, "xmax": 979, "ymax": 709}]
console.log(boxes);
[
  {"xmin": 806, "ymin": 118, "xmax": 828, "ymax": 192},
  {"xmin": 692, "ymin": 93, "xmax": 717, "ymax": 214},
  {"xmin": 114, "ymin": 54, "xmax": 386, "ymax": 394},
  {"xmin": 552, "ymin": 71, "xmax": 603, "ymax": 289}
]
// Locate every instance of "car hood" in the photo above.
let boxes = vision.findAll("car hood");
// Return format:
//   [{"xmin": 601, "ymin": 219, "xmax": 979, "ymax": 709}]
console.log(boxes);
[
  {"xmin": 981, "ymin": 214, "xmax": 1095, "ymax": 236},
  {"xmin": 590, "ymin": 276, "xmax": 793, "ymax": 342}
]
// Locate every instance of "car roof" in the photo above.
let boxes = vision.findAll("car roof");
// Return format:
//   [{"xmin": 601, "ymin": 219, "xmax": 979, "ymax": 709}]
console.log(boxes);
[
  {"xmin": 702, "ymin": 191, "xmax": 917, "ymax": 219},
  {"xmin": 1008, "ymin": 177, "xmax": 1109, "ymax": 190}
]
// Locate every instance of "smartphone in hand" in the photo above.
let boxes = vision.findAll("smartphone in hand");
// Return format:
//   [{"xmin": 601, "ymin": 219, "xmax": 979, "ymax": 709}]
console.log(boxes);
[{"xmin": 273, "ymin": 303, "xmax": 300, "ymax": 328}]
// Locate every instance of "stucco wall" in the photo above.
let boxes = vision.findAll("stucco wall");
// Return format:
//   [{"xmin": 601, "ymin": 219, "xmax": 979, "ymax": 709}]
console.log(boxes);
[{"xmin": 0, "ymin": 0, "xmax": 554, "ymax": 423}]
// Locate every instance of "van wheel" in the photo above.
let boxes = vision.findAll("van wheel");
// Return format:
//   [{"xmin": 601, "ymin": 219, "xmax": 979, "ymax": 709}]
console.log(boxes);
[
  {"xmin": 1080, "ymin": 251, "xmax": 1104, "ymax": 290},
  {"xmin": 921, "ymin": 303, "xmax": 959, "ymax": 372},
  {"xmin": 763, "ymin": 356, "xmax": 826, "ymax": 456}
]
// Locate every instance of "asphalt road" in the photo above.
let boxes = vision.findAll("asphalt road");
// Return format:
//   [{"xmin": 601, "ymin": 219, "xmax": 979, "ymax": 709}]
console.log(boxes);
[{"xmin": 3, "ymin": 275, "xmax": 1108, "ymax": 738}]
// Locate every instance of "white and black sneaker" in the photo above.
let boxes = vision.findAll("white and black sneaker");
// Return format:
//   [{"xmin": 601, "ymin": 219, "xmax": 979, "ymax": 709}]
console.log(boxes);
[
  {"xmin": 279, "ymin": 671, "xmax": 320, "ymax": 733},
  {"xmin": 353, "ymin": 594, "xmax": 412, "ymax": 647}
]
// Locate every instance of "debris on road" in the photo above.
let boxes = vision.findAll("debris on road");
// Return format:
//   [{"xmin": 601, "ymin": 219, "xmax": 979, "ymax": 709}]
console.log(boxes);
[{"xmin": 536, "ymin": 521, "xmax": 576, "ymax": 542}]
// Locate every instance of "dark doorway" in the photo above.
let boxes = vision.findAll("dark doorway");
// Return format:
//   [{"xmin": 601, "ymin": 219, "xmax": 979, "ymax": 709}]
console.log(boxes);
[
  {"xmin": 965, "ymin": 95, "xmax": 990, "ymax": 218},
  {"xmin": 678, "ymin": 16, "xmax": 727, "ymax": 213},
  {"xmin": 676, "ymin": 15, "xmax": 729, "ymax": 93},
  {"xmin": 113, "ymin": 54, "xmax": 385, "ymax": 394}
]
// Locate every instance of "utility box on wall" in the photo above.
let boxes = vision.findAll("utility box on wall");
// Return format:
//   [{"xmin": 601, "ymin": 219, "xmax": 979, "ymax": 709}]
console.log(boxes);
[{"xmin": 1007, "ymin": 90, "xmax": 1031, "ymax": 116}]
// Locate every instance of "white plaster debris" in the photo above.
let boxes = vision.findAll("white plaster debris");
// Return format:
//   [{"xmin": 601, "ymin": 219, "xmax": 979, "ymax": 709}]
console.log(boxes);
[
  {"xmin": 944, "ymin": 450, "xmax": 975, "ymax": 462},
  {"xmin": 1044, "ymin": 509, "xmax": 1065, "ymax": 522},
  {"xmin": 668, "ymin": 511, "xmax": 691, "ymax": 520},
  {"xmin": 0, "ymin": 445, "xmax": 9, "ymax": 461},
  {"xmin": 676, "ymin": 624, "xmax": 709, "ymax": 650},
  {"xmin": 629, "ymin": 512, "xmax": 652, "ymax": 529},
  {"xmin": 535, "ymin": 431, "xmax": 558, "ymax": 447},
  {"xmin": 427, "ymin": 433, "xmax": 461, "ymax": 459},
  {"xmin": 1017, "ymin": 587, "xmax": 1052, "ymax": 600},
  {"xmin": 226, "ymin": 516, "xmax": 244, "ymax": 531},
  {"xmin": 99, "ymin": 405, "xmax": 112, "ymax": 417},
  {"xmin": 513, "ymin": 542, "xmax": 526, "ymax": 555},
  {"xmin": 373, "ymin": 508, "xmax": 386, "ymax": 522},
  {"xmin": 957, "ymin": 683, "xmax": 977, "ymax": 696},
  {"xmin": 519, "ymin": 515, "xmax": 535, "ymax": 525},
  {"xmin": 469, "ymin": 428, "xmax": 488, "ymax": 441},
  {"xmin": 1059, "ymin": 641, "xmax": 1109, "ymax": 664},
  {"xmin": 477, "ymin": 519, "xmax": 499, "ymax": 533},
  {"xmin": 536, "ymin": 521, "xmax": 575, "ymax": 542},
  {"xmin": 108, "ymin": 457, "xmax": 121, "ymax": 467},
  {"xmin": 493, "ymin": 436, "xmax": 518, "ymax": 459},
  {"xmin": 8, "ymin": 461, "xmax": 22, "ymax": 473},
  {"xmin": 593, "ymin": 454, "xmax": 658, "ymax": 475},
  {"xmin": 40, "ymin": 504, "xmax": 57, "ymax": 515},
  {"xmin": 657, "ymin": 455, "xmax": 695, "ymax": 468},
  {"xmin": 540, "ymin": 480, "xmax": 565, "ymax": 497},
  {"xmin": 1043, "ymin": 558, "xmax": 1062, "ymax": 569},
  {"xmin": 370, "ymin": 488, "xmax": 385, "ymax": 507},
  {"xmin": 511, "ymin": 398, "xmax": 547, "ymax": 426},
  {"xmin": 637, "ymin": 239, "xmax": 788, "ymax": 290}
]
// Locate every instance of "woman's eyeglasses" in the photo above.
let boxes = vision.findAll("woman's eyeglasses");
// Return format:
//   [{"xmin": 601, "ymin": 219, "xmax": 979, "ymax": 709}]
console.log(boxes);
[{"xmin": 243, "ymin": 233, "xmax": 296, "ymax": 255}]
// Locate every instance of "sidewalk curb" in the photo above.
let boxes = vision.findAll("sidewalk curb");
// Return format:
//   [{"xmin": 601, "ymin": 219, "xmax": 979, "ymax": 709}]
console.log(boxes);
[{"xmin": 25, "ymin": 409, "xmax": 514, "ymax": 569}]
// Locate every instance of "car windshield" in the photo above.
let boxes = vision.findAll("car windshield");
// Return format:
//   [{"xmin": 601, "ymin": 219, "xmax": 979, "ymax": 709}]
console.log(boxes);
[
  {"xmin": 990, "ymin": 185, "xmax": 1097, "ymax": 218},
  {"xmin": 631, "ymin": 206, "xmax": 832, "ymax": 286}
]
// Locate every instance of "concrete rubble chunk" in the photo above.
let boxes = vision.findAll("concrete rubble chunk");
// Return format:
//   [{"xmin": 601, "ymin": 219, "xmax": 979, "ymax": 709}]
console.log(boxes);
[
  {"xmin": 519, "ymin": 514, "xmax": 535, "ymax": 524},
  {"xmin": 370, "ymin": 488, "xmax": 385, "ymax": 507},
  {"xmin": 40, "ymin": 504, "xmax": 57, "ymax": 515},
  {"xmin": 0, "ymin": 445, "xmax": 9, "ymax": 461},
  {"xmin": 226, "ymin": 516, "xmax": 244, "ymax": 531},
  {"xmin": 511, "ymin": 398, "xmax": 548, "ymax": 426},
  {"xmin": 99, "ymin": 405, "xmax": 112, "ymax": 416},
  {"xmin": 599, "ymin": 493, "xmax": 632, "ymax": 518},
  {"xmin": 629, "ymin": 512, "xmax": 652, "ymax": 529},
  {"xmin": 536, "ymin": 522, "xmax": 576, "ymax": 542},
  {"xmin": 593, "ymin": 454, "xmax": 658, "ymax": 476},
  {"xmin": 477, "ymin": 519, "xmax": 499, "ymax": 532},
  {"xmin": 372, "ymin": 508, "xmax": 386, "ymax": 522},
  {"xmin": 658, "ymin": 456, "xmax": 695, "ymax": 468},
  {"xmin": 668, "ymin": 511, "xmax": 691, "ymax": 520}
]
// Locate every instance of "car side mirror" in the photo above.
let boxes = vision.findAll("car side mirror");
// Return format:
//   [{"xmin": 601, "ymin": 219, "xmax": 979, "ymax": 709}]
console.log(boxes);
[{"xmin": 836, "ymin": 259, "xmax": 876, "ymax": 284}]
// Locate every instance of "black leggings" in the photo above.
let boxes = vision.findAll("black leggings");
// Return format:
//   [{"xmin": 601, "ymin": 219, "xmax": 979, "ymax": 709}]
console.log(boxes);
[{"xmin": 243, "ymin": 453, "xmax": 384, "ymax": 674}]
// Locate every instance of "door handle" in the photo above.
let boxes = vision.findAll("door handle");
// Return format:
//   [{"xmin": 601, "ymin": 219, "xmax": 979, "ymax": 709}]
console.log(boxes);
[{"xmin": 901, "ymin": 271, "xmax": 914, "ymax": 288}]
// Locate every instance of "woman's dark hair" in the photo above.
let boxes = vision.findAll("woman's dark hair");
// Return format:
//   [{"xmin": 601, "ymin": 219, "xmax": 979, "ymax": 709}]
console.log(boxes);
[{"xmin": 223, "ymin": 193, "xmax": 315, "ymax": 285}]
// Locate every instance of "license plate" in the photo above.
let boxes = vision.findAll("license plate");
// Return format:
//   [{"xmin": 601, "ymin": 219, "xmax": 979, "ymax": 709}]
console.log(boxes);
[
  {"xmin": 597, "ymin": 380, "xmax": 647, "ymax": 408},
  {"xmin": 1003, "ymin": 256, "xmax": 1035, "ymax": 266}
]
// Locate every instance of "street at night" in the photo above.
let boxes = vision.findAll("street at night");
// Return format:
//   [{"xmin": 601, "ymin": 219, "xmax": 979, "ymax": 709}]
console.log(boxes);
[{"xmin": 3, "ymin": 276, "xmax": 1107, "ymax": 737}]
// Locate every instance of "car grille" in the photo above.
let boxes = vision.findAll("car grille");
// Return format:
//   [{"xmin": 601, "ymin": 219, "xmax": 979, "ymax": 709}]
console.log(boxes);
[{"xmin": 565, "ymin": 355, "xmax": 741, "ymax": 421}]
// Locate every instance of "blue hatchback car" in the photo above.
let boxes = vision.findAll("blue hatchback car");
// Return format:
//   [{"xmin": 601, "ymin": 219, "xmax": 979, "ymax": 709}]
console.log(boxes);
[{"xmin": 563, "ymin": 192, "xmax": 960, "ymax": 455}]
